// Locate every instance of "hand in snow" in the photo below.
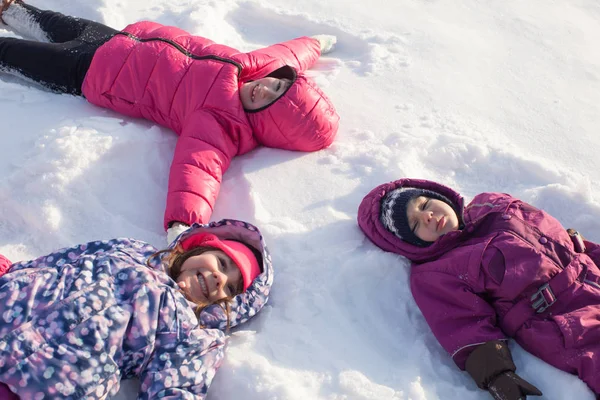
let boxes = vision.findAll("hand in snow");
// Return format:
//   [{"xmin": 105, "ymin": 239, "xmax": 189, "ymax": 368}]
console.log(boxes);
[
  {"xmin": 488, "ymin": 371, "xmax": 542, "ymax": 400},
  {"xmin": 466, "ymin": 340, "xmax": 542, "ymax": 400},
  {"xmin": 167, "ymin": 222, "xmax": 190, "ymax": 245},
  {"xmin": 311, "ymin": 34, "xmax": 337, "ymax": 54}
]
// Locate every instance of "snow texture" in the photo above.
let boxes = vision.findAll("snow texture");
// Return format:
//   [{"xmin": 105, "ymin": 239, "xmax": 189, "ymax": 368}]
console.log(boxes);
[{"xmin": 1, "ymin": 0, "xmax": 598, "ymax": 399}]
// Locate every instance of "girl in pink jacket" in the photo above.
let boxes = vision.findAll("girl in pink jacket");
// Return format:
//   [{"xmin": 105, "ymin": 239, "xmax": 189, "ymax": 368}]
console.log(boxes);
[
  {"xmin": 0, "ymin": 0, "xmax": 340, "ymax": 242},
  {"xmin": 358, "ymin": 178, "xmax": 600, "ymax": 400}
]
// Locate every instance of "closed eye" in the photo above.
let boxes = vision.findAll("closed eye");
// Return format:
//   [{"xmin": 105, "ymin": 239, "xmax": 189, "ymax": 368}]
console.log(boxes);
[
  {"xmin": 411, "ymin": 210, "xmax": 419, "ymax": 232},
  {"xmin": 411, "ymin": 199, "xmax": 430, "ymax": 233},
  {"xmin": 411, "ymin": 221, "xmax": 418, "ymax": 234},
  {"xmin": 276, "ymin": 81, "xmax": 282, "ymax": 92},
  {"xmin": 422, "ymin": 199, "xmax": 430, "ymax": 211}
]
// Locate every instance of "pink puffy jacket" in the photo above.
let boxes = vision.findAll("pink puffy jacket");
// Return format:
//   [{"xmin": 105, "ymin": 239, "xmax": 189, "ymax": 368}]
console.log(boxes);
[
  {"xmin": 82, "ymin": 22, "xmax": 339, "ymax": 229},
  {"xmin": 0, "ymin": 254, "xmax": 10, "ymax": 277}
]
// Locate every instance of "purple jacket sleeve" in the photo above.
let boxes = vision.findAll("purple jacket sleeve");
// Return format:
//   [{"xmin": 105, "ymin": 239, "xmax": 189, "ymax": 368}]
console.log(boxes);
[
  {"xmin": 0, "ymin": 254, "xmax": 12, "ymax": 277},
  {"xmin": 0, "ymin": 383, "xmax": 18, "ymax": 400},
  {"xmin": 584, "ymin": 239, "xmax": 600, "ymax": 267},
  {"xmin": 410, "ymin": 270, "xmax": 507, "ymax": 369}
]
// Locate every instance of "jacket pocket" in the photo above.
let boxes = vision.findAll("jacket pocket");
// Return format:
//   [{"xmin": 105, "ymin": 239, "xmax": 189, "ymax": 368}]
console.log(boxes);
[
  {"xmin": 0, "ymin": 319, "xmax": 47, "ymax": 372},
  {"xmin": 552, "ymin": 302, "xmax": 600, "ymax": 350},
  {"xmin": 550, "ymin": 270, "xmax": 600, "ymax": 349}
]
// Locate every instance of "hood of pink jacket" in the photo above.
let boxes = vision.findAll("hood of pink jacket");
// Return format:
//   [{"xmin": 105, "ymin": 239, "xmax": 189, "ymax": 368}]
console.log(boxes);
[{"xmin": 246, "ymin": 68, "xmax": 339, "ymax": 152}]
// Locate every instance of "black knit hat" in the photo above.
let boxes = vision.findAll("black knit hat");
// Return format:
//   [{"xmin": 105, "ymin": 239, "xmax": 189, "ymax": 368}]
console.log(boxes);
[{"xmin": 380, "ymin": 187, "xmax": 456, "ymax": 247}]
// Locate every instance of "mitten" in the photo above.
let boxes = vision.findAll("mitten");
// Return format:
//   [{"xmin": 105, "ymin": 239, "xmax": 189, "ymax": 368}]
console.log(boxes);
[
  {"xmin": 311, "ymin": 34, "xmax": 337, "ymax": 54},
  {"xmin": 488, "ymin": 371, "xmax": 543, "ymax": 400},
  {"xmin": 465, "ymin": 340, "xmax": 542, "ymax": 400},
  {"xmin": 167, "ymin": 222, "xmax": 190, "ymax": 245}
]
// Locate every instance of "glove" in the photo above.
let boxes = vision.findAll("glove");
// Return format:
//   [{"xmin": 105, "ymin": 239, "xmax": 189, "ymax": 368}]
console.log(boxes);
[
  {"xmin": 167, "ymin": 222, "xmax": 190, "ymax": 245},
  {"xmin": 488, "ymin": 371, "xmax": 542, "ymax": 400},
  {"xmin": 465, "ymin": 341, "xmax": 542, "ymax": 400},
  {"xmin": 311, "ymin": 34, "xmax": 337, "ymax": 54}
]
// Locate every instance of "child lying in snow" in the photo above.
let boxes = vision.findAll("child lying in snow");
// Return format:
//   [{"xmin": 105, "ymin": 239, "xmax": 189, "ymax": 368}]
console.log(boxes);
[
  {"xmin": 0, "ymin": 0, "xmax": 340, "ymax": 244},
  {"xmin": 358, "ymin": 177, "xmax": 600, "ymax": 399},
  {"xmin": 0, "ymin": 219, "xmax": 273, "ymax": 399}
]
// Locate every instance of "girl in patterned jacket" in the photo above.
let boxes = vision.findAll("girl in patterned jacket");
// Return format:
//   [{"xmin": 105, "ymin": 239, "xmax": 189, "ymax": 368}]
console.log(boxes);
[
  {"xmin": 358, "ymin": 178, "xmax": 600, "ymax": 400},
  {"xmin": 0, "ymin": 219, "xmax": 274, "ymax": 399},
  {"xmin": 0, "ymin": 0, "xmax": 340, "ymax": 243}
]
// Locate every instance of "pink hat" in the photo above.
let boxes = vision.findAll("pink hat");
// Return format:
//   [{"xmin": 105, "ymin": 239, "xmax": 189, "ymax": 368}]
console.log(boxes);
[{"xmin": 180, "ymin": 233, "xmax": 261, "ymax": 291}]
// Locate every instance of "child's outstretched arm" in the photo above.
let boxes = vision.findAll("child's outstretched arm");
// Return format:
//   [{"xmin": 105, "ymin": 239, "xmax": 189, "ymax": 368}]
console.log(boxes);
[
  {"xmin": 242, "ymin": 35, "xmax": 327, "ymax": 79},
  {"xmin": 163, "ymin": 113, "xmax": 235, "ymax": 232},
  {"xmin": 410, "ymin": 270, "xmax": 507, "ymax": 367},
  {"xmin": 411, "ymin": 269, "xmax": 543, "ymax": 398}
]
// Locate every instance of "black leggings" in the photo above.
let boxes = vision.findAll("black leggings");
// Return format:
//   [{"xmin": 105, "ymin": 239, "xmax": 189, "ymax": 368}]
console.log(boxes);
[{"xmin": 0, "ymin": 1, "xmax": 118, "ymax": 95}]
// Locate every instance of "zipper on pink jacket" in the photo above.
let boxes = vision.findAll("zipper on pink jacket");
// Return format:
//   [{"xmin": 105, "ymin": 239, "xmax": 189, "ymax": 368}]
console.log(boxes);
[{"xmin": 115, "ymin": 31, "xmax": 243, "ymax": 76}]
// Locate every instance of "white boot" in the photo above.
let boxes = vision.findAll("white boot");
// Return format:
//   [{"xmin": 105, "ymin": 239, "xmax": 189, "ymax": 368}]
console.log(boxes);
[
  {"xmin": 1, "ymin": 0, "xmax": 50, "ymax": 42},
  {"xmin": 0, "ymin": 0, "xmax": 14, "ymax": 24}
]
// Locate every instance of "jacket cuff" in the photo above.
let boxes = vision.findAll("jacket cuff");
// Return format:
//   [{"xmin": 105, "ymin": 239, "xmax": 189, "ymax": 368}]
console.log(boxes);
[{"xmin": 0, "ymin": 255, "xmax": 12, "ymax": 277}]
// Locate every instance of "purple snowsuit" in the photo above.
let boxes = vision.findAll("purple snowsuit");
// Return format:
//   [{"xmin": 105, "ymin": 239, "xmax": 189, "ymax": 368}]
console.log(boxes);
[{"xmin": 358, "ymin": 178, "xmax": 600, "ymax": 396}]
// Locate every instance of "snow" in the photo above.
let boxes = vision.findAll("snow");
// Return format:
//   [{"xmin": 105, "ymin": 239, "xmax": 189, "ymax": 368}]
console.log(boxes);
[{"xmin": 1, "ymin": 0, "xmax": 599, "ymax": 399}]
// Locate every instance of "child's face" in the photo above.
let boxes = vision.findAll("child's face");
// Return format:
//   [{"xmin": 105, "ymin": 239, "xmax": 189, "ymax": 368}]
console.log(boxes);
[
  {"xmin": 406, "ymin": 196, "xmax": 460, "ymax": 242},
  {"xmin": 240, "ymin": 77, "xmax": 291, "ymax": 110},
  {"xmin": 176, "ymin": 249, "xmax": 243, "ymax": 303}
]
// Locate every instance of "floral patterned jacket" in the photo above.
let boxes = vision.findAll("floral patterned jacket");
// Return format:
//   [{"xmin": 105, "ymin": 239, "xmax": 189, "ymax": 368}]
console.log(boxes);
[{"xmin": 0, "ymin": 219, "xmax": 273, "ymax": 399}]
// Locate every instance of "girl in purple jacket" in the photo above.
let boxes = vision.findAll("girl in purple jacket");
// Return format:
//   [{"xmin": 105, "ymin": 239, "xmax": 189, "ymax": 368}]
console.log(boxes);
[
  {"xmin": 0, "ymin": 0, "xmax": 340, "ymax": 243},
  {"xmin": 0, "ymin": 219, "xmax": 273, "ymax": 399},
  {"xmin": 358, "ymin": 178, "xmax": 600, "ymax": 400}
]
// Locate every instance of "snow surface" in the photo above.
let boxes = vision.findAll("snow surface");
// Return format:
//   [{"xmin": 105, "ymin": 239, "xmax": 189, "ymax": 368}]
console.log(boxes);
[{"xmin": 1, "ymin": 0, "xmax": 599, "ymax": 399}]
